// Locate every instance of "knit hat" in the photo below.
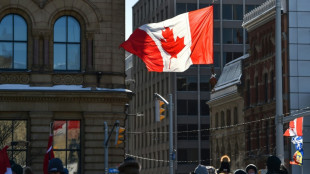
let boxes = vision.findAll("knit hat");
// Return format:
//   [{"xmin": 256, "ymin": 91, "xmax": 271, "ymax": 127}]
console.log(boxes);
[
  {"xmin": 48, "ymin": 158, "xmax": 64, "ymax": 173},
  {"xmin": 217, "ymin": 161, "xmax": 230, "ymax": 173},
  {"xmin": 63, "ymin": 168, "xmax": 69, "ymax": 174},
  {"xmin": 267, "ymin": 156, "xmax": 281, "ymax": 172},
  {"xmin": 118, "ymin": 157, "xmax": 141, "ymax": 174},
  {"xmin": 234, "ymin": 169, "xmax": 246, "ymax": 174},
  {"xmin": 245, "ymin": 164, "xmax": 257, "ymax": 173},
  {"xmin": 194, "ymin": 164, "xmax": 209, "ymax": 174}
]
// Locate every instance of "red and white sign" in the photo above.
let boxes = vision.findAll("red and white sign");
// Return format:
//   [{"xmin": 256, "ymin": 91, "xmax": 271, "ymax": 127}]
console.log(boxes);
[{"xmin": 121, "ymin": 6, "xmax": 213, "ymax": 72}]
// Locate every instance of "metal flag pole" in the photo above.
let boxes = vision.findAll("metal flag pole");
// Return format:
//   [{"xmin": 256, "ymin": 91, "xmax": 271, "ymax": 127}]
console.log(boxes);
[{"xmin": 275, "ymin": 0, "xmax": 284, "ymax": 163}]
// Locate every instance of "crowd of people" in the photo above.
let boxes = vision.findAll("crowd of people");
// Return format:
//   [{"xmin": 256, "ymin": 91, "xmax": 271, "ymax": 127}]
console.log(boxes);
[
  {"xmin": 117, "ymin": 155, "xmax": 289, "ymax": 174},
  {"xmin": 10, "ymin": 155, "xmax": 288, "ymax": 174},
  {"xmin": 9, "ymin": 158, "xmax": 68, "ymax": 174}
]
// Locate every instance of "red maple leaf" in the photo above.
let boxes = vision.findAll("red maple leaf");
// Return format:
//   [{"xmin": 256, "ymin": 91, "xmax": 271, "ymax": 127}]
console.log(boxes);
[{"xmin": 160, "ymin": 27, "xmax": 185, "ymax": 68}]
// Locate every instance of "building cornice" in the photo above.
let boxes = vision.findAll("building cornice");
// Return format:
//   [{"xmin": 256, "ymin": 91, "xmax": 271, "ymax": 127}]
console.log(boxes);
[{"xmin": 242, "ymin": 0, "xmax": 276, "ymax": 32}]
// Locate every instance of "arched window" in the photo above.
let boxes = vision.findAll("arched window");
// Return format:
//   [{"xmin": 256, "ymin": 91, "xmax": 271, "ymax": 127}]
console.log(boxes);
[
  {"xmin": 221, "ymin": 111, "xmax": 225, "ymax": 127},
  {"xmin": 226, "ymin": 109, "xmax": 231, "ymax": 126},
  {"xmin": 233, "ymin": 107, "xmax": 238, "ymax": 124},
  {"xmin": 54, "ymin": 16, "xmax": 80, "ymax": 70},
  {"xmin": 0, "ymin": 14, "xmax": 27, "ymax": 69},
  {"xmin": 215, "ymin": 112, "xmax": 219, "ymax": 128}
]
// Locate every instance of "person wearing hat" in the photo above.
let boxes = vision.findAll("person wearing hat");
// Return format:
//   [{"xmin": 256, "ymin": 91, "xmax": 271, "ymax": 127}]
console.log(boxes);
[
  {"xmin": 245, "ymin": 164, "xmax": 257, "ymax": 174},
  {"xmin": 118, "ymin": 157, "xmax": 141, "ymax": 174},
  {"xmin": 193, "ymin": 164, "xmax": 209, "ymax": 174},
  {"xmin": 10, "ymin": 160, "xmax": 23, "ymax": 174},
  {"xmin": 266, "ymin": 156, "xmax": 286, "ymax": 174},
  {"xmin": 234, "ymin": 169, "xmax": 246, "ymax": 174},
  {"xmin": 48, "ymin": 158, "xmax": 65, "ymax": 174}
]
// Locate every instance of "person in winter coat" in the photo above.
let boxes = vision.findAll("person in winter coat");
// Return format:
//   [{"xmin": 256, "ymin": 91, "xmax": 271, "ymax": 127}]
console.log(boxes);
[
  {"xmin": 118, "ymin": 157, "xmax": 141, "ymax": 174},
  {"xmin": 217, "ymin": 161, "xmax": 230, "ymax": 174},
  {"xmin": 193, "ymin": 164, "xmax": 209, "ymax": 174},
  {"xmin": 266, "ymin": 156, "xmax": 286, "ymax": 174},
  {"xmin": 234, "ymin": 169, "xmax": 246, "ymax": 174},
  {"xmin": 245, "ymin": 164, "xmax": 257, "ymax": 174},
  {"xmin": 23, "ymin": 167, "xmax": 34, "ymax": 174},
  {"xmin": 48, "ymin": 158, "xmax": 65, "ymax": 174}
]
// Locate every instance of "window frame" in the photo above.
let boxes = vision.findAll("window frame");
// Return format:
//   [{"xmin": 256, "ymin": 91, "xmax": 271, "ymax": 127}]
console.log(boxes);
[
  {"xmin": 53, "ymin": 16, "xmax": 81, "ymax": 71},
  {"xmin": 53, "ymin": 120, "xmax": 81, "ymax": 174},
  {"xmin": 0, "ymin": 14, "xmax": 28, "ymax": 70}
]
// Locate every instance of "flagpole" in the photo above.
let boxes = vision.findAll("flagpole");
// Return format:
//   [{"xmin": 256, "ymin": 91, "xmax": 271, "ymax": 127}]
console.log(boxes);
[
  {"xmin": 196, "ymin": 0, "xmax": 201, "ymax": 165},
  {"xmin": 275, "ymin": 0, "xmax": 284, "ymax": 163}
]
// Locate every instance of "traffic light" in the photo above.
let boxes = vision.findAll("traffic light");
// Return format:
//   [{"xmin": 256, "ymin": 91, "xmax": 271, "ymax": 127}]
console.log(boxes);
[
  {"xmin": 155, "ymin": 100, "xmax": 165, "ymax": 122},
  {"xmin": 115, "ymin": 126, "xmax": 125, "ymax": 145}
]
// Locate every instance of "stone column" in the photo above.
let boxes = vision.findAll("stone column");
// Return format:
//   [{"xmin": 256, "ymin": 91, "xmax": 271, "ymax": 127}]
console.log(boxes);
[
  {"xmin": 43, "ymin": 32, "xmax": 50, "ymax": 71},
  {"xmin": 29, "ymin": 111, "xmax": 53, "ymax": 173},
  {"xmin": 32, "ymin": 34, "xmax": 40, "ymax": 71},
  {"xmin": 86, "ymin": 33, "xmax": 94, "ymax": 71}
]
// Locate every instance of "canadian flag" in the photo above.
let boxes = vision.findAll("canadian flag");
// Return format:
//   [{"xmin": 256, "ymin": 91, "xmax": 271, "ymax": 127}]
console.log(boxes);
[
  {"xmin": 121, "ymin": 6, "xmax": 213, "ymax": 72},
  {"xmin": 43, "ymin": 134, "xmax": 55, "ymax": 174},
  {"xmin": 0, "ymin": 146, "xmax": 12, "ymax": 174},
  {"xmin": 283, "ymin": 117, "xmax": 303, "ymax": 136}
]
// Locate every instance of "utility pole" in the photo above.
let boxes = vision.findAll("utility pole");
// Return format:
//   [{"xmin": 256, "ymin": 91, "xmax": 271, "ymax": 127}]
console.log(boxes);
[
  {"xmin": 154, "ymin": 93, "xmax": 173, "ymax": 174},
  {"xmin": 104, "ymin": 121, "xmax": 121, "ymax": 174},
  {"xmin": 275, "ymin": 0, "xmax": 284, "ymax": 163}
]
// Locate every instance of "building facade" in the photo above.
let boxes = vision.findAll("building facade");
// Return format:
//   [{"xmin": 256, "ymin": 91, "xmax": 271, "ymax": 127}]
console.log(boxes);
[
  {"xmin": 0, "ymin": 0, "xmax": 129, "ymax": 174},
  {"xmin": 242, "ymin": 0, "xmax": 289, "ymax": 169},
  {"xmin": 208, "ymin": 55, "xmax": 247, "ymax": 171},
  {"xmin": 128, "ymin": 0, "xmax": 266, "ymax": 174}
]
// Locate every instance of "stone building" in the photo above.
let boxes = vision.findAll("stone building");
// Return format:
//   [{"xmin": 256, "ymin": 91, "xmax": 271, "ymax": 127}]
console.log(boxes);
[
  {"xmin": 208, "ymin": 55, "xmax": 247, "ymax": 171},
  {"xmin": 242, "ymin": 0, "xmax": 289, "ymax": 168},
  {"xmin": 0, "ymin": 0, "xmax": 130, "ymax": 174}
]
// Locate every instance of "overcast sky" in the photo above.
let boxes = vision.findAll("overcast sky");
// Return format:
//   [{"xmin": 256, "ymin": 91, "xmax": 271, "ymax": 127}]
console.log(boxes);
[{"xmin": 126, "ymin": 0, "xmax": 139, "ymax": 40}]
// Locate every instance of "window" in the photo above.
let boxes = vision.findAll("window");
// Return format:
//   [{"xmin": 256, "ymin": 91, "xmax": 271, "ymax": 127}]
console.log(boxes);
[
  {"xmin": 0, "ymin": 120, "xmax": 27, "ymax": 166},
  {"xmin": 226, "ymin": 109, "xmax": 231, "ymax": 126},
  {"xmin": 233, "ymin": 107, "xmax": 238, "ymax": 124},
  {"xmin": 223, "ymin": 4, "xmax": 243, "ymax": 20},
  {"xmin": 201, "ymin": 100, "xmax": 209, "ymax": 116},
  {"xmin": 0, "ymin": 14, "xmax": 27, "ymax": 69},
  {"xmin": 255, "ymin": 77, "xmax": 259, "ymax": 103},
  {"xmin": 214, "ymin": 28, "xmax": 220, "ymax": 44},
  {"xmin": 176, "ymin": 3, "xmax": 197, "ymax": 15},
  {"xmin": 233, "ymin": 5, "xmax": 243, "ymax": 20},
  {"xmin": 201, "ymin": 149, "xmax": 210, "ymax": 165},
  {"xmin": 223, "ymin": 4, "xmax": 232, "ymax": 20},
  {"xmin": 223, "ymin": 28, "xmax": 243, "ymax": 44},
  {"xmin": 53, "ymin": 120, "xmax": 81, "ymax": 174},
  {"xmin": 177, "ymin": 76, "xmax": 197, "ymax": 91},
  {"xmin": 223, "ymin": 52, "xmax": 243, "ymax": 65},
  {"xmin": 54, "ymin": 16, "xmax": 80, "ymax": 70},
  {"xmin": 221, "ymin": 111, "xmax": 225, "ymax": 127},
  {"xmin": 271, "ymin": 71, "xmax": 274, "ymax": 99},
  {"xmin": 215, "ymin": 113, "xmax": 219, "ymax": 128},
  {"xmin": 213, "ymin": 52, "xmax": 220, "ymax": 67},
  {"xmin": 213, "ymin": 4, "xmax": 220, "ymax": 20},
  {"xmin": 265, "ymin": 73, "xmax": 268, "ymax": 102},
  {"xmin": 177, "ymin": 124, "xmax": 187, "ymax": 140},
  {"xmin": 201, "ymin": 124, "xmax": 209, "ymax": 140},
  {"xmin": 247, "ymin": 80, "xmax": 250, "ymax": 106}
]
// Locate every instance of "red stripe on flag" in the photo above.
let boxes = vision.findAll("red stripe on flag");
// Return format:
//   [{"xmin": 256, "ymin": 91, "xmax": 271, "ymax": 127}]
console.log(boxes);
[
  {"xmin": 120, "ymin": 28, "xmax": 164, "ymax": 72},
  {"xmin": 0, "ymin": 146, "xmax": 12, "ymax": 174},
  {"xmin": 296, "ymin": 117, "xmax": 303, "ymax": 136},
  {"xmin": 188, "ymin": 6, "xmax": 213, "ymax": 64}
]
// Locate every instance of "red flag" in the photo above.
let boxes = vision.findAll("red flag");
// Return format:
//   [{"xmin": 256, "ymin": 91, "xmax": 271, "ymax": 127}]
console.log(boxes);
[
  {"xmin": 43, "ymin": 134, "xmax": 55, "ymax": 174},
  {"xmin": 120, "ymin": 6, "xmax": 213, "ymax": 72},
  {"xmin": 0, "ymin": 146, "xmax": 12, "ymax": 174},
  {"xmin": 283, "ymin": 117, "xmax": 303, "ymax": 136}
]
